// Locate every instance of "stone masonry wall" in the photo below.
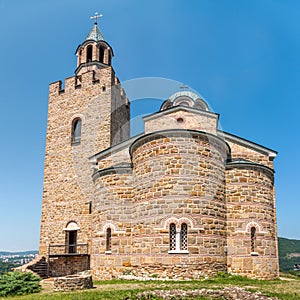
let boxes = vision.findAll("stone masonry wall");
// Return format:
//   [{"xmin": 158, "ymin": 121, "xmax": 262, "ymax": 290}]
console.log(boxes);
[
  {"xmin": 95, "ymin": 146, "xmax": 131, "ymax": 171},
  {"xmin": 225, "ymin": 165, "xmax": 279, "ymax": 279},
  {"xmin": 49, "ymin": 256, "xmax": 90, "ymax": 278},
  {"xmin": 40, "ymin": 23, "xmax": 278, "ymax": 281},
  {"xmin": 39, "ymin": 67, "xmax": 127, "ymax": 256},
  {"xmin": 144, "ymin": 109, "xmax": 218, "ymax": 135},
  {"xmin": 226, "ymin": 140, "xmax": 274, "ymax": 169},
  {"xmin": 54, "ymin": 274, "xmax": 93, "ymax": 291},
  {"xmin": 90, "ymin": 129, "xmax": 230, "ymax": 279},
  {"xmin": 131, "ymin": 131, "xmax": 228, "ymax": 263},
  {"xmin": 110, "ymin": 84, "xmax": 130, "ymax": 145},
  {"xmin": 90, "ymin": 127, "xmax": 278, "ymax": 280},
  {"xmin": 91, "ymin": 169, "xmax": 133, "ymax": 279}
]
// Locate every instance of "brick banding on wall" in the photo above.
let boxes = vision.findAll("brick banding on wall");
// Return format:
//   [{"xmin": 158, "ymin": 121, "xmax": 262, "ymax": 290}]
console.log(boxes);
[{"xmin": 38, "ymin": 22, "xmax": 279, "ymax": 280}]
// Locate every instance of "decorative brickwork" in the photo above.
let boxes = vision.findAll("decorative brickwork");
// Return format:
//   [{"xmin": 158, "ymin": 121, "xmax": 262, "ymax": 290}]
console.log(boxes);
[{"xmin": 38, "ymin": 22, "xmax": 279, "ymax": 280}]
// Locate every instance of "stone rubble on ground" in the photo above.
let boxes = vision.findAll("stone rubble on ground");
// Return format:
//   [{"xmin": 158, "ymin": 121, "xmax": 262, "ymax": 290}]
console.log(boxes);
[{"xmin": 135, "ymin": 287, "xmax": 278, "ymax": 300}]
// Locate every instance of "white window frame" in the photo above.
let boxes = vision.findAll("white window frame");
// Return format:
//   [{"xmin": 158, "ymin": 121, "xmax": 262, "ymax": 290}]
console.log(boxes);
[{"xmin": 168, "ymin": 223, "xmax": 189, "ymax": 254}]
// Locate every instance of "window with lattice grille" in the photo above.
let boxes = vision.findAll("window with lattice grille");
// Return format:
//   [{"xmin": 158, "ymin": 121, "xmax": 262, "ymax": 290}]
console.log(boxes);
[
  {"xmin": 106, "ymin": 228, "xmax": 112, "ymax": 252},
  {"xmin": 180, "ymin": 223, "xmax": 188, "ymax": 250},
  {"xmin": 251, "ymin": 226, "xmax": 256, "ymax": 253},
  {"xmin": 169, "ymin": 222, "xmax": 188, "ymax": 253},
  {"xmin": 169, "ymin": 223, "xmax": 176, "ymax": 251}
]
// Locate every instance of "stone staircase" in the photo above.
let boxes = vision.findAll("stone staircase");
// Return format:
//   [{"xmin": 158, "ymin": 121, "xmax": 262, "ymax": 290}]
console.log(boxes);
[
  {"xmin": 15, "ymin": 256, "xmax": 49, "ymax": 279},
  {"xmin": 28, "ymin": 257, "xmax": 48, "ymax": 278}
]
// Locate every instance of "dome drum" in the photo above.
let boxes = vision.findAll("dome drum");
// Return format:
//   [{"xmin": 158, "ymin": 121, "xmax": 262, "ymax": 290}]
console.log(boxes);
[{"xmin": 160, "ymin": 91, "xmax": 209, "ymax": 112}]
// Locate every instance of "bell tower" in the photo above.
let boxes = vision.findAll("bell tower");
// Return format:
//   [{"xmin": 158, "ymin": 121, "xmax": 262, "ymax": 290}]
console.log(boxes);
[
  {"xmin": 75, "ymin": 15, "xmax": 114, "ymax": 75},
  {"xmin": 39, "ymin": 16, "xmax": 130, "ymax": 276}
]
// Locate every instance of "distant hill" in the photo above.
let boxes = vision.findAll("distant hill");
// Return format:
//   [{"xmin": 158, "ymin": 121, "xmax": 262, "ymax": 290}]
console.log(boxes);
[
  {"xmin": 278, "ymin": 237, "xmax": 300, "ymax": 271},
  {"xmin": 0, "ymin": 250, "xmax": 38, "ymax": 256}
]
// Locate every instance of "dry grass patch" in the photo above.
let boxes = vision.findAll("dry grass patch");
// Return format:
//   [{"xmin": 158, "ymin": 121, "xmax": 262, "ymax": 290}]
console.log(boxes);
[{"xmin": 1, "ymin": 273, "xmax": 299, "ymax": 300}]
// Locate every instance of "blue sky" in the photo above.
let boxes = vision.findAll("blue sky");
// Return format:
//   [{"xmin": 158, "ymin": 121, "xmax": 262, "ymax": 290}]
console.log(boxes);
[{"xmin": 0, "ymin": 0, "xmax": 299, "ymax": 251}]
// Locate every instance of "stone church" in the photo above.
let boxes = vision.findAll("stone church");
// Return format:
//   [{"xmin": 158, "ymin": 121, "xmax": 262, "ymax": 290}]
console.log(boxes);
[{"xmin": 36, "ymin": 21, "xmax": 279, "ymax": 280}]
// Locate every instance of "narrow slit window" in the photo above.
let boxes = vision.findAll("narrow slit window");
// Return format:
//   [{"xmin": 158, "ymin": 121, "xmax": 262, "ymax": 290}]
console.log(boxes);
[
  {"xmin": 72, "ymin": 118, "xmax": 82, "ymax": 144},
  {"xmin": 251, "ymin": 227, "xmax": 256, "ymax": 253},
  {"xmin": 106, "ymin": 228, "xmax": 112, "ymax": 252}
]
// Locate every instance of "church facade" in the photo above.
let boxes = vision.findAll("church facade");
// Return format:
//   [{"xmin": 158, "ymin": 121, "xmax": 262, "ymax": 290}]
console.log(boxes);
[{"xmin": 38, "ymin": 22, "xmax": 279, "ymax": 279}]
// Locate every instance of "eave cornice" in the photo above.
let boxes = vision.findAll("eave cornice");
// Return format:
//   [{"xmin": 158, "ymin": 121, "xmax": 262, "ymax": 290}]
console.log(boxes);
[
  {"xmin": 219, "ymin": 130, "xmax": 277, "ymax": 158},
  {"xmin": 143, "ymin": 105, "xmax": 219, "ymax": 122}
]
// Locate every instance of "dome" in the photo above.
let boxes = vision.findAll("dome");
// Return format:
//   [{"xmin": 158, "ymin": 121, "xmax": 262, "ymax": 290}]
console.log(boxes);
[{"xmin": 160, "ymin": 90, "xmax": 209, "ymax": 111}]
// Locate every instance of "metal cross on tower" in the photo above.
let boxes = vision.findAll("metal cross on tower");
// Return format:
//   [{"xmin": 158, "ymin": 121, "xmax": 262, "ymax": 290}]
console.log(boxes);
[
  {"xmin": 180, "ymin": 84, "xmax": 189, "ymax": 90},
  {"xmin": 90, "ymin": 12, "xmax": 103, "ymax": 24}
]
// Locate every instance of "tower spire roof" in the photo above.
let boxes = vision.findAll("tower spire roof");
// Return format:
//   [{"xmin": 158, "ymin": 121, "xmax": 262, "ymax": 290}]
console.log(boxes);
[{"xmin": 85, "ymin": 22, "xmax": 105, "ymax": 42}]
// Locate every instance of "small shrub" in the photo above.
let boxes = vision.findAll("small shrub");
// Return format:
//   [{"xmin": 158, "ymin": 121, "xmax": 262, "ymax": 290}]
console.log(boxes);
[
  {"xmin": 287, "ymin": 270, "xmax": 300, "ymax": 278},
  {"xmin": 0, "ymin": 271, "xmax": 41, "ymax": 297},
  {"xmin": 216, "ymin": 271, "xmax": 229, "ymax": 278}
]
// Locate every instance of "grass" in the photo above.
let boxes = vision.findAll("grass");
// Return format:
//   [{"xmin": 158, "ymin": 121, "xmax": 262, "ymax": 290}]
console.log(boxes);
[{"xmin": 1, "ymin": 273, "xmax": 299, "ymax": 300}]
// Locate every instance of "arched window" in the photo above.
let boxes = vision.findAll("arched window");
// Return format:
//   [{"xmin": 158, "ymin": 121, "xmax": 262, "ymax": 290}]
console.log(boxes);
[
  {"xmin": 72, "ymin": 118, "xmax": 82, "ymax": 144},
  {"xmin": 106, "ymin": 228, "xmax": 112, "ymax": 252},
  {"xmin": 99, "ymin": 47, "xmax": 105, "ymax": 63},
  {"xmin": 180, "ymin": 223, "xmax": 188, "ymax": 250},
  {"xmin": 78, "ymin": 49, "xmax": 82, "ymax": 65},
  {"xmin": 251, "ymin": 226, "xmax": 256, "ymax": 253},
  {"xmin": 67, "ymin": 231, "xmax": 77, "ymax": 254},
  {"xmin": 169, "ymin": 222, "xmax": 189, "ymax": 253},
  {"xmin": 179, "ymin": 101, "xmax": 189, "ymax": 107},
  {"xmin": 86, "ymin": 45, "xmax": 93, "ymax": 62},
  {"xmin": 169, "ymin": 223, "xmax": 176, "ymax": 251},
  {"xmin": 108, "ymin": 52, "xmax": 112, "ymax": 65},
  {"xmin": 88, "ymin": 201, "xmax": 92, "ymax": 214},
  {"xmin": 64, "ymin": 221, "xmax": 80, "ymax": 254}
]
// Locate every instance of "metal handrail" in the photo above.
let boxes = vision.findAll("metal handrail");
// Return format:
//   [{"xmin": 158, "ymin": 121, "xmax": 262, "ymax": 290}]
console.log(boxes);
[
  {"xmin": 49, "ymin": 243, "xmax": 88, "ymax": 247},
  {"xmin": 48, "ymin": 243, "xmax": 89, "ymax": 256}
]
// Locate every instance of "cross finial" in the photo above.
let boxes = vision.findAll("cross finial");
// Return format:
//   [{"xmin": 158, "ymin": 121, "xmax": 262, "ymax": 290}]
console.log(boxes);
[
  {"xmin": 90, "ymin": 12, "xmax": 103, "ymax": 24},
  {"xmin": 180, "ymin": 84, "xmax": 189, "ymax": 90}
]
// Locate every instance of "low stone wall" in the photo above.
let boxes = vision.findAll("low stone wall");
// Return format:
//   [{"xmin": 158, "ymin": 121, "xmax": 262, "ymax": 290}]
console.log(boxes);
[
  {"xmin": 54, "ymin": 274, "xmax": 93, "ymax": 291},
  {"xmin": 128, "ymin": 261, "xmax": 226, "ymax": 279},
  {"xmin": 92, "ymin": 258, "xmax": 227, "ymax": 280},
  {"xmin": 136, "ymin": 287, "xmax": 278, "ymax": 300}
]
